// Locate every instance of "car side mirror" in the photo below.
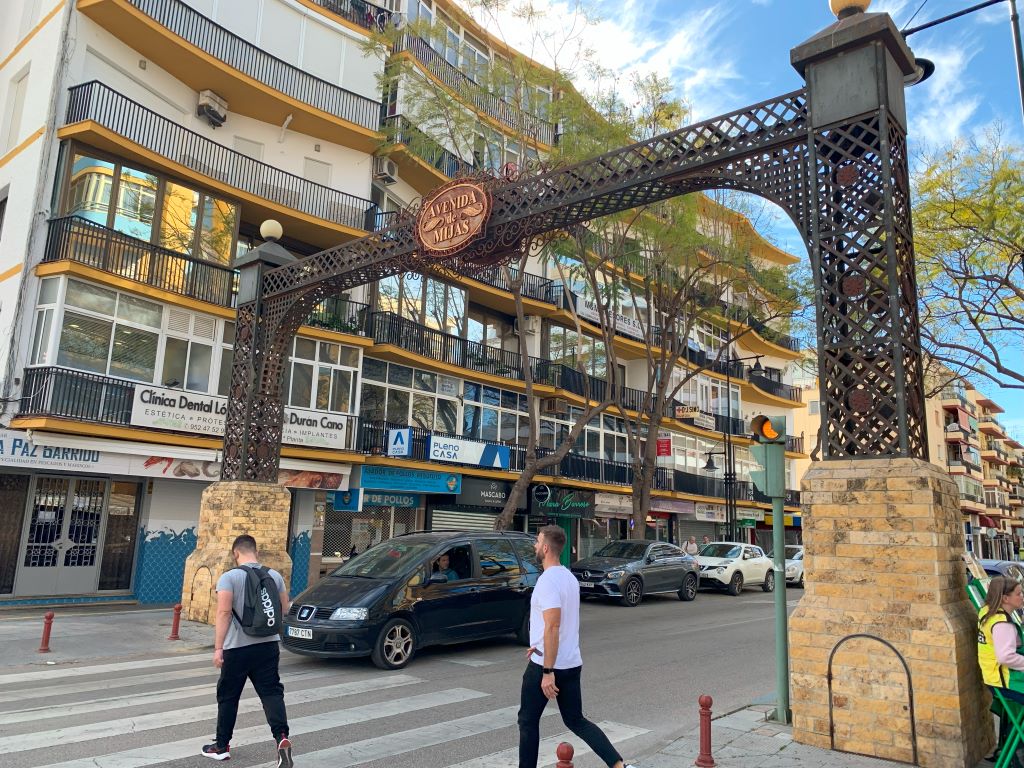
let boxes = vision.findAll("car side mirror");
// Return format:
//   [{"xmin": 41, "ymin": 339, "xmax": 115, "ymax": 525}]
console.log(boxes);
[
  {"xmin": 646, "ymin": 555, "xmax": 656, "ymax": 564},
  {"xmin": 427, "ymin": 573, "xmax": 449, "ymax": 585}
]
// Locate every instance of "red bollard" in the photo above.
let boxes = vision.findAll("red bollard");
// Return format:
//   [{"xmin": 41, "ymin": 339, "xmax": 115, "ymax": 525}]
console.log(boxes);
[
  {"xmin": 168, "ymin": 603, "xmax": 182, "ymax": 641},
  {"xmin": 555, "ymin": 742, "xmax": 574, "ymax": 768},
  {"xmin": 695, "ymin": 694, "xmax": 715, "ymax": 767},
  {"xmin": 38, "ymin": 611, "xmax": 55, "ymax": 653}
]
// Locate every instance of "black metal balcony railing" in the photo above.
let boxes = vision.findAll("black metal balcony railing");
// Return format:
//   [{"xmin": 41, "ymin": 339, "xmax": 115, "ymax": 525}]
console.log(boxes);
[
  {"xmin": 312, "ymin": 0, "xmax": 393, "ymax": 32},
  {"xmin": 20, "ymin": 366, "xmax": 801, "ymax": 507},
  {"xmin": 127, "ymin": 0, "xmax": 381, "ymax": 131},
  {"xmin": 66, "ymin": 81, "xmax": 378, "ymax": 232},
  {"xmin": 981, "ymin": 415, "xmax": 1008, "ymax": 434},
  {"xmin": 786, "ymin": 434, "xmax": 804, "ymax": 454},
  {"xmin": 748, "ymin": 372, "xmax": 801, "ymax": 402},
  {"xmin": 743, "ymin": 314, "xmax": 802, "ymax": 352},
  {"xmin": 45, "ymin": 215, "xmax": 238, "ymax": 306},
  {"xmin": 393, "ymin": 35, "xmax": 555, "ymax": 145},
  {"xmin": 473, "ymin": 265, "xmax": 555, "ymax": 304},
  {"xmin": 941, "ymin": 388, "xmax": 976, "ymax": 414},
  {"xmin": 382, "ymin": 115, "xmax": 475, "ymax": 179},
  {"xmin": 304, "ymin": 295, "xmax": 370, "ymax": 335}
]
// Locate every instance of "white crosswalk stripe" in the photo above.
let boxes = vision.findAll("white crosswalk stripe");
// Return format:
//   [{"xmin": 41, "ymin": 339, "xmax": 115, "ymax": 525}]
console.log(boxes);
[
  {"xmin": 39, "ymin": 688, "xmax": 490, "ymax": 768},
  {"xmin": 0, "ymin": 653, "xmax": 211, "ymax": 685},
  {"xmin": 0, "ymin": 666, "xmax": 217, "ymax": 704},
  {"xmin": 3, "ymin": 675, "xmax": 423, "ymax": 753},
  {"xmin": 442, "ymin": 721, "xmax": 650, "ymax": 768}
]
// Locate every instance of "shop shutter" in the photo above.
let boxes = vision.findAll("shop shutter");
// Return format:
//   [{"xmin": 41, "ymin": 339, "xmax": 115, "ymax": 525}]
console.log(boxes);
[
  {"xmin": 430, "ymin": 509, "xmax": 496, "ymax": 532},
  {"xmin": 675, "ymin": 520, "xmax": 718, "ymax": 542}
]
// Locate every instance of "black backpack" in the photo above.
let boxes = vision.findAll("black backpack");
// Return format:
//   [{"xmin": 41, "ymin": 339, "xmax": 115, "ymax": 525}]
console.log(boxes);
[{"xmin": 231, "ymin": 565, "xmax": 282, "ymax": 637}]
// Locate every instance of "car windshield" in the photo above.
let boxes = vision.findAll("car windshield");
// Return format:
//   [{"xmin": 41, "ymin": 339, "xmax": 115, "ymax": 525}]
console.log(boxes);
[
  {"xmin": 699, "ymin": 544, "xmax": 741, "ymax": 559},
  {"xmin": 785, "ymin": 546, "xmax": 803, "ymax": 559},
  {"xmin": 330, "ymin": 540, "xmax": 436, "ymax": 578},
  {"xmin": 594, "ymin": 541, "xmax": 648, "ymax": 559},
  {"xmin": 791, "ymin": 550, "xmax": 804, "ymax": 561}
]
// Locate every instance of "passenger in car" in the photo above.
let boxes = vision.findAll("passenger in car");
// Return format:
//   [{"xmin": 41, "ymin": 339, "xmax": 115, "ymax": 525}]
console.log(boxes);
[{"xmin": 432, "ymin": 551, "xmax": 460, "ymax": 582}]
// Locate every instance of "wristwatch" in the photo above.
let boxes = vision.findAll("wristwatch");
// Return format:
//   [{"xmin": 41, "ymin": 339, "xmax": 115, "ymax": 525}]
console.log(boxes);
[{"xmin": 542, "ymin": 667, "xmax": 554, "ymax": 674}]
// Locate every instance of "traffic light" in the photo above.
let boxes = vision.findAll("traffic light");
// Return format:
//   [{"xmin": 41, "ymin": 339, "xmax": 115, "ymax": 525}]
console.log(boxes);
[{"xmin": 749, "ymin": 415, "xmax": 787, "ymax": 498}]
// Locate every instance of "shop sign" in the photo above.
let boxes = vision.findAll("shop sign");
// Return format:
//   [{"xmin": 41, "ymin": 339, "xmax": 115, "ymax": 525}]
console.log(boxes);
[
  {"xmin": 741, "ymin": 508, "xmax": 766, "ymax": 522},
  {"xmin": 361, "ymin": 465, "xmax": 461, "ymax": 494},
  {"xmin": 427, "ymin": 435, "xmax": 510, "ymax": 470},
  {"xmin": 530, "ymin": 485, "xmax": 595, "ymax": 519},
  {"xmin": 329, "ymin": 490, "xmax": 421, "ymax": 510},
  {"xmin": 737, "ymin": 518, "xmax": 756, "ymax": 528},
  {"xmin": 131, "ymin": 385, "xmax": 349, "ymax": 449},
  {"xmin": 575, "ymin": 296, "xmax": 645, "ymax": 339},
  {"xmin": 415, "ymin": 180, "xmax": 492, "ymax": 256},
  {"xmin": 765, "ymin": 513, "xmax": 801, "ymax": 528},
  {"xmin": 656, "ymin": 435, "xmax": 672, "ymax": 457},
  {"xmin": 594, "ymin": 492, "xmax": 632, "ymax": 515},
  {"xmin": 649, "ymin": 498, "xmax": 695, "ymax": 515},
  {"xmin": 674, "ymin": 405, "xmax": 701, "ymax": 420},
  {"xmin": 387, "ymin": 428, "xmax": 412, "ymax": 457},
  {"xmin": 695, "ymin": 503, "xmax": 726, "ymax": 523},
  {"xmin": 673, "ymin": 405, "xmax": 715, "ymax": 430},
  {"xmin": 455, "ymin": 477, "xmax": 525, "ymax": 509}
]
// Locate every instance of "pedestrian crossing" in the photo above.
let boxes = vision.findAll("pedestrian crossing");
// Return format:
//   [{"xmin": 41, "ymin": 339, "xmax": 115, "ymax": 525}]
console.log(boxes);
[{"xmin": 1, "ymin": 651, "xmax": 649, "ymax": 768}]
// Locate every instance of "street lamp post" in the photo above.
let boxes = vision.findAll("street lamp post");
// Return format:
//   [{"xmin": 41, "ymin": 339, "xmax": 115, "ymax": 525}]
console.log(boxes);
[{"xmin": 704, "ymin": 351, "xmax": 764, "ymax": 542}]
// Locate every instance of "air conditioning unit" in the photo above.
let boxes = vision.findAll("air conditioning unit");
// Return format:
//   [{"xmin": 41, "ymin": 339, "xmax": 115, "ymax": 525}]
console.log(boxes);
[
  {"xmin": 197, "ymin": 89, "xmax": 228, "ymax": 128},
  {"xmin": 542, "ymin": 397, "xmax": 568, "ymax": 415},
  {"xmin": 512, "ymin": 316, "xmax": 539, "ymax": 336},
  {"xmin": 373, "ymin": 156, "xmax": 399, "ymax": 184}
]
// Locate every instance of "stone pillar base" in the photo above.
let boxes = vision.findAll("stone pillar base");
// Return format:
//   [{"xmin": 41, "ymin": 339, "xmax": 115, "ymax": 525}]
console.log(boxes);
[
  {"xmin": 181, "ymin": 481, "xmax": 293, "ymax": 624},
  {"xmin": 790, "ymin": 458, "xmax": 992, "ymax": 766}
]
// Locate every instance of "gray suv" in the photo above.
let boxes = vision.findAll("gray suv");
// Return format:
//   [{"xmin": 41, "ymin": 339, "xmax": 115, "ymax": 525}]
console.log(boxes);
[{"xmin": 570, "ymin": 540, "xmax": 699, "ymax": 607}]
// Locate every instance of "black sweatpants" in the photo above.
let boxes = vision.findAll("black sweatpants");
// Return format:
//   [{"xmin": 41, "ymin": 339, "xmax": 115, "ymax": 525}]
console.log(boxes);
[
  {"xmin": 518, "ymin": 661, "xmax": 621, "ymax": 768},
  {"xmin": 215, "ymin": 641, "xmax": 289, "ymax": 747}
]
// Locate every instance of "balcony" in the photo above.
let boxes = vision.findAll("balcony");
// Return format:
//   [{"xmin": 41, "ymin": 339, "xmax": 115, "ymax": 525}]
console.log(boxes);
[
  {"xmin": 381, "ymin": 115, "xmax": 475, "ymax": 189},
  {"xmin": 62, "ymin": 82, "xmax": 379, "ymax": 246},
  {"xmin": 472, "ymin": 265, "xmax": 557, "ymax": 305},
  {"xmin": 980, "ymin": 415, "xmax": 1009, "ymax": 438},
  {"xmin": 940, "ymin": 388, "xmax": 976, "ymax": 415},
  {"xmin": 944, "ymin": 422, "xmax": 971, "ymax": 442},
  {"xmin": 982, "ymin": 444, "xmax": 1010, "ymax": 465},
  {"xmin": 43, "ymin": 216, "xmax": 372, "ymax": 330},
  {"xmin": 79, "ymin": 0, "xmax": 381, "ymax": 151},
  {"xmin": 393, "ymin": 34, "xmax": 555, "ymax": 146},
  {"xmin": 748, "ymin": 371, "xmax": 802, "ymax": 403},
  {"xmin": 310, "ymin": 0, "xmax": 393, "ymax": 32}
]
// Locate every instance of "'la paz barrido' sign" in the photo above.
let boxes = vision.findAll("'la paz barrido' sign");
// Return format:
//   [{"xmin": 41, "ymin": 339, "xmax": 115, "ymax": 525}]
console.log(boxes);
[{"xmin": 132, "ymin": 385, "xmax": 349, "ymax": 449}]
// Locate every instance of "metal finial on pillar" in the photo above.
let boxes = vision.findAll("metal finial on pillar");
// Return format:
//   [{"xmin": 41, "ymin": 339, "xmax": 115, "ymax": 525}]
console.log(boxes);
[{"xmin": 830, "ymin": 0, "xmax": 871, "ymax": 19}]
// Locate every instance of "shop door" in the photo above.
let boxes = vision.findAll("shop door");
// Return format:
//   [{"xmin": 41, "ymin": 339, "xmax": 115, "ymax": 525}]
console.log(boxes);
[{"xmin": 16, "ymin": 476, "xmax": 108, "ymax": 596}]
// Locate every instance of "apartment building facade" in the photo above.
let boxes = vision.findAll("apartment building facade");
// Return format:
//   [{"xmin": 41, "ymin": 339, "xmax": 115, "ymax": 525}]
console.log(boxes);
[{"xmin": 0, "ymin": 0, "xmax": 806, "ymax": 605}]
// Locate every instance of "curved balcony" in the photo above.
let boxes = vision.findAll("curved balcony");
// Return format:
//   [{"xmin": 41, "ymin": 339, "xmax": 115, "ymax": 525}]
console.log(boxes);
[
  {"xmin": 62, "ymin": 82, "xmax": 378, "ymax": 247},
  {"xmin": 310, "ymin": 0, "xmax": 393, "ymax": 33},
  {"xmin": 382, "ymin": 115, "xmax": 475, "ymax": 190},
  {"xmin": 748, "ymin": 371, "xmax": 802, "ymax": 404},
  {"xmin": 41, "ymin": 216, "xmax": 371, "ymax": 334},
  {"xmin": 78, "ymin": 0, "xmax": 383, "ymax": 151},
  {"xmin": 393, "ymin": 34, "xmax": 554, "ymax": 146}
]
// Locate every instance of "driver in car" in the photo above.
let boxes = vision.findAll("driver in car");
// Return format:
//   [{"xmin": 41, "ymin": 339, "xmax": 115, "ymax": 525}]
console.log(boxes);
[{"xmin": 433, "ymin": 551, "xmax": 459, "ymax": 582}]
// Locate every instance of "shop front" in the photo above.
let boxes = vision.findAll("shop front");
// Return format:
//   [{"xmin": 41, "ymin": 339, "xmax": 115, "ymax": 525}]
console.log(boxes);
[
  {"xmin": 736, "ymin": 508, "xmax": 765, "ymax": 544},
  {"xmin": 650, "ymin": 498, "xmax": 699, "ymax": 544},
  {"xmin": 586, "ymin": 493, "xmax": 632, "ymax": 559},
  {"xmin": 758, "ymin": 511, "xmax": 803, "ymax": 551},
  {"xmin": 426, "ymin": 476, "xmax": 527, "ymax": 532},
  {"xmin": 528, "ymin": 484, "xmax": 595, "ymax": 566},
  {"xmin": 0, "ymin": 429, "xmax": 351, "ymax": 604}
]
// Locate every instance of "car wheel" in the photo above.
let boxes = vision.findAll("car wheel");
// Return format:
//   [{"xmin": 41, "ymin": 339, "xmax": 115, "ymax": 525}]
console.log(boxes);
[
  {"xmin": 619, "ymin": 577, "xmax": 643, "ymax": 607},
  {"xmin": 678, "ymin": 572, "xmax": 698, "ymax": 602},
  {"xmin": 727, "ymin": 571, "xmax": 744, "ymax": 596},
  {"xmin": 371, "ymin": 618, "xmax": 416, "ymax": 670},
  {"xmin": 515, "ymin": 611, "xmax": 530, "ymax": 646},
  {"xmin": 762, "ymin": 570, "xmax": 775, "ymax": 593}
]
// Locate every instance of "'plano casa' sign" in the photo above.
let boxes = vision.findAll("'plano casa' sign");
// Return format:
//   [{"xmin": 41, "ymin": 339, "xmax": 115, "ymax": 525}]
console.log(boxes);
[{"xmin": 416, "ymin": 181, "xmax": 491, "ymax": 256}]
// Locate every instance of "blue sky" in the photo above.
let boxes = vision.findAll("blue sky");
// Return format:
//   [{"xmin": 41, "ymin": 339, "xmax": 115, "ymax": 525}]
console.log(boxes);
[{"xmin": 479, "ymin": 0, "xmax": 1024, "ymax": 435}]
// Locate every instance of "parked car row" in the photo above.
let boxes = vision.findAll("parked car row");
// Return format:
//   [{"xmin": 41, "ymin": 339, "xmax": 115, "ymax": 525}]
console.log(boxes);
[{"xmin": 280, "ymin": 530, "xmax": 803, "ymax": 670}]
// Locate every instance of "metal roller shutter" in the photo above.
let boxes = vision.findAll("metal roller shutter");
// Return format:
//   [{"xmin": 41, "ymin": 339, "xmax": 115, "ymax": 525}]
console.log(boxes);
[
  {"xmin": 430, "ymin": 509, "xmax": 497, "ymax": 532},
  {"xmin": 675, "ymin": 520, "xmax": 717, "ymax": 542}
]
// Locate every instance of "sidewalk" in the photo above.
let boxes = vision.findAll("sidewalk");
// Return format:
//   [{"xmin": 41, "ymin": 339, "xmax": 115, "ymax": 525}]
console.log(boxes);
[
  {"xmin": 643, "ymin": 704, "xmax": 994, "ymax": 768},
  {"xmin": 0, "ymin": 603, "xmax": 212, "ymax": 669}
]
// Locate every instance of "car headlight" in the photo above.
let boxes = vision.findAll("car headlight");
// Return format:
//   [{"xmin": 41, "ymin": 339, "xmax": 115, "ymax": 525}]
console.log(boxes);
[
  {"xmin": 716, "ymin": 567, "xmax": 726, "ymax": 573},
  {"xmin": 606, "ymin": 570, "xmax": 624, "ymax": 579},
  {"xmin": 786, "ymin": 567, "xmax": 796, "ymax": 577},
  {"xmin": 329, "ymin": 607, "xmax": 368, "ymax": 621}
]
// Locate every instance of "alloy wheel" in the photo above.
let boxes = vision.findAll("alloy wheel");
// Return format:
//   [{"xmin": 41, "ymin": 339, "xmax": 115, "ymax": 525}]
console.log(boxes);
[{"xmin": 383, "ymin": 623, "xmax": 413, "ymax": 665}]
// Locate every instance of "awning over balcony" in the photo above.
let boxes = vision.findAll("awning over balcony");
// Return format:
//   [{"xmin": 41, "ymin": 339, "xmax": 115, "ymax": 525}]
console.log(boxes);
[{"xmin": 978, "ymin": 515, "xmax": 999, "ymax": 528}]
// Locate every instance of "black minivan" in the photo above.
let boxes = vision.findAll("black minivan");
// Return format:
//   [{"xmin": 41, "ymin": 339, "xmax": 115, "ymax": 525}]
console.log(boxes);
[{"xmin": 281, "ymin": 530, "xmax": 540, "ymax": 669}]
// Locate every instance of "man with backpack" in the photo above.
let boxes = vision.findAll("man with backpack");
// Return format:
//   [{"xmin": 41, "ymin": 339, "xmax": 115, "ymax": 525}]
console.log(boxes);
[{"xmin": 203, "ymin": 534, "xmax": 292, "ymax": 767}]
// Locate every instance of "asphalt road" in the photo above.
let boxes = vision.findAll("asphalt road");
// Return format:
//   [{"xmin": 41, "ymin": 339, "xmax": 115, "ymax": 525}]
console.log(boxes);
[{"xmin": 1, "ymin": 587, "xmax": 800, "ymax": 768}]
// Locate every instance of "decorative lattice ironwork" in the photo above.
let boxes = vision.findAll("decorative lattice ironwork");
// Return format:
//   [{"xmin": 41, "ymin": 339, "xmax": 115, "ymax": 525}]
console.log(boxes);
[{"xmin": 221, "ymin": 85, "xmax": 927, "ymax": 481}]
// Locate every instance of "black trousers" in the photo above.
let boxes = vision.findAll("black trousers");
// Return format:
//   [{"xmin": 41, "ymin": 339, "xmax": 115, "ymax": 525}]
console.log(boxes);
[
  {"xmin": 216, "ymin": 641, "xmax": 289, "ymax": 747},
  {"xmin": 518, "ymin": 662, "xmax": 621, "ymax": 768}
]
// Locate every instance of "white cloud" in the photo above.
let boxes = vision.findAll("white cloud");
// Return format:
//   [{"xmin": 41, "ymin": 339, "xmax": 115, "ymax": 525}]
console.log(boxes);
[{"xmin": 905, "ymin": 42, "xmax": 982, "ymax": 148}]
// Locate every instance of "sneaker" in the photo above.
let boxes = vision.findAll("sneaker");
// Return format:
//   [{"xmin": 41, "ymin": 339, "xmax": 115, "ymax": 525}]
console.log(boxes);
[
  {"xmin": 201, "ymin": 743, "xmax": 230, "ymax": 761},
  {"xmin": 277, "ymin": 737, "xmax": 293, "ymax": 768}
]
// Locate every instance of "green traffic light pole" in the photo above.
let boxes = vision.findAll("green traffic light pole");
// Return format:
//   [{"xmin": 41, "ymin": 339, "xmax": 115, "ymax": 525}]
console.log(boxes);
[{"xmin": 750, "ymin": 415, "xmax": 790, "ymax": 725}]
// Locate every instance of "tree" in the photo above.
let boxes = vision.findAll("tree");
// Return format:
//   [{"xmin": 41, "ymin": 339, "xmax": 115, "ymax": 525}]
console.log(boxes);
[{"xmin": 913, "ymin": 128, "xmax": 1024, "ymax": 391}]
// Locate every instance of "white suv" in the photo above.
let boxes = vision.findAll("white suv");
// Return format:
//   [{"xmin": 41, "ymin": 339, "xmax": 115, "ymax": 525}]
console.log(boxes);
[{"xmin": 696, "ymin": 542, "xmax": 774, "ymax": 595}]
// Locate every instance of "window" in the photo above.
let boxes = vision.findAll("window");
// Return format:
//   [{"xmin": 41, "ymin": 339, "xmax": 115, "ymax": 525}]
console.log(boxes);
[
  {"xmin": 809, "ymin": 400, "xmax": 820, "ymax": 415},
  {"xmin": 233, "ymin": 136, "xmax": 264, "ymax": 161},
  {"xmin": 303, "ymin": 157, "xmax": 331, "ymax": 186},
  {"xmin": 375, "ymin": 274, "xmax": 466, "ymax": 335},
  {"xmin": 114, "ymin": 165, "xmax": 158, "ymax": 241},
  {"xmin": 3, "ymin": 68, "xmax": 29, "ymax": 152},
  {"xmin": 477, "ymin": 538, "xmax": 522, "ymax": 578},
  {"xmin": 359, "ymin": 357, "xmax": 458, "ymax": 429},
  {"xmin": 285, "ymin": 337, "xmax": 360, "ymax": 412},
  {"xmin": 510, "ymin": 537, "xmax": 541, "ymax": 575},
  {"xmin": 463, "ymin": 381, "xmax": 528, "ymax": 444}
]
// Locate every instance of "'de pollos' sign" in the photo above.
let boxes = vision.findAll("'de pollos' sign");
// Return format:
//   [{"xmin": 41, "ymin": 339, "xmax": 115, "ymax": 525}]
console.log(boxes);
[{"xmin": 132, "ymin": 385, "xmax": 349, "ymax": 449}]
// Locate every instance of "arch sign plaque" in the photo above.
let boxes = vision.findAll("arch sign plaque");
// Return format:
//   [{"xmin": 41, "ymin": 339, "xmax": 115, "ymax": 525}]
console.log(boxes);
[{"xmin": 415, "ymin": 180, "xmax": 492, "ymax": 256}]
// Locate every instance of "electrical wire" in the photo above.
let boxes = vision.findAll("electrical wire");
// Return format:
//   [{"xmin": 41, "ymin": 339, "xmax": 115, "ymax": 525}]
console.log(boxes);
[{"xmin": 902, "ymin": 0, "xmax": 932, "ymax": 31}]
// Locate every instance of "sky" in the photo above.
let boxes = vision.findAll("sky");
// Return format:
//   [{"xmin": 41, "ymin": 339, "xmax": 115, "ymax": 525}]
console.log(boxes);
[{"xmin": 470, "ymin": 0, "xmax": 1024, "ymax": 437}]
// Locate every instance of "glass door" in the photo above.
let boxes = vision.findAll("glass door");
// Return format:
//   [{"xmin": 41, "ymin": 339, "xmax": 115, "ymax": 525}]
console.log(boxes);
[{"xmin": 16, "ymin": 476, "xmax": 108, "ymax": 596}]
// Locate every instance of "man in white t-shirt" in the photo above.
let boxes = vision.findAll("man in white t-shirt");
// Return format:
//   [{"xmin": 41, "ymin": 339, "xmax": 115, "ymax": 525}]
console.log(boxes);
[{"xmin": 517, "ymin": 525, "xmax": 637, "ymax": 768}]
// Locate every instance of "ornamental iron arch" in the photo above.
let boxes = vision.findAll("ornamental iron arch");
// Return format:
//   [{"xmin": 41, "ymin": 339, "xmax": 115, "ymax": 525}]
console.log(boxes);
[{"xmin": 221, "ymin": 20, "xmax": 928, "ymax": 482}]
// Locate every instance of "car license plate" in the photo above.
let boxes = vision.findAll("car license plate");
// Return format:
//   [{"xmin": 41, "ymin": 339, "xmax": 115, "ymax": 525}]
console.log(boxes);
[
  {"xmin": 579, "ymin": 581, "xmax": 594, "ymax": 588},
  {"xmin": 287, "ymin": 626, "xmax": 313, "ymax": 640}
]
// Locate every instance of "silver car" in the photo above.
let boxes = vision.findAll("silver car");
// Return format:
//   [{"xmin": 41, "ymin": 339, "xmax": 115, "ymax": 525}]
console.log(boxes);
[{"xmin": 570, "ymin": 540, "xmax": 700, "ymax": 607}]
